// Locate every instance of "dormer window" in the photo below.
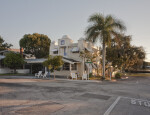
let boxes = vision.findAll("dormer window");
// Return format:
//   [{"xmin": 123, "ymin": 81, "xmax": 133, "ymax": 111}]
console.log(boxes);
[{"xmin": 72, "ymin": 47, "xmax": 79, "ymax": 53}]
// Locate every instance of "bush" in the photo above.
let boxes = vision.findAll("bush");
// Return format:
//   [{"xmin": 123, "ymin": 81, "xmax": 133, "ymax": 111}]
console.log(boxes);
[
  {"xmin": 90, "ymin": 76, "xmax": 102, "ymax": 80},
  {"xmin": 115, "ymin": 72, "xmax": 122, "ymax": 79},
  {"xmin": 89, "ymin": 73, "xmax": 93, "ymax": 78},
  {"xmin": 56, "ymin": 67, "xmax": 61, "ymax": 71},
  {"xmin": 68, "ymin": 76, "xmax": 72, "ymax": 79}
]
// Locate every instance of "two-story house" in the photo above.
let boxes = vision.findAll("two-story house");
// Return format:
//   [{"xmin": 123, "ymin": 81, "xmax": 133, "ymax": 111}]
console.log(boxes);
[{"xmin": 50, "ymin": 35, "xmax": 100, "ymax": 77}]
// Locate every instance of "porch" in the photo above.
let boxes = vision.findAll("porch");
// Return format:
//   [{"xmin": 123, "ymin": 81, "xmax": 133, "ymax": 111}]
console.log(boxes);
[{"xmin": 51, "ymin": 57, "xmax": 81, "ymax": 77}]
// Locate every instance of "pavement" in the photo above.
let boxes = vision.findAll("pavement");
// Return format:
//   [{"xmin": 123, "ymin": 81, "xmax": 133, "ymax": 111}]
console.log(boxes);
[{"xmin": 0, "ymin": 75, "xmax": 150, "ymax": 115}]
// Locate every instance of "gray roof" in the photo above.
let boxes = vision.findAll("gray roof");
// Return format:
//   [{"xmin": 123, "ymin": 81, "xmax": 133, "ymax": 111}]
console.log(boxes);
[
  {"xmin": 63, "ymin": 57, "xmax": 80, "ymax": 64},
  {"xmin": 25, "ymin": 57, "xmax": 81, "ymax": 64},
  {"xmin": 25, "ymin": 58, "xmax": 46, "ymax": 64}
]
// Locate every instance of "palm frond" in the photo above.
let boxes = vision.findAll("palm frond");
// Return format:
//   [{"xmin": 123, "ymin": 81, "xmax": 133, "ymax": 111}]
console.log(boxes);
[
  {"xmin": 85, "ymin": 27, "xmax": 100, "ymax": 44},
  {"xmin": 88, "ymin": 13, "xmax": 104, "ymax": 25},
  {"xmin": 86, "ymin": 13, "xmax": 126, "ymax": 46},
  {"xmin": 111, "ymin": 19, "xmax": 126, "ymax": 31},
  {"xmin": 105, "ymin": 15, "xmax": 114, "ymax": 26}
]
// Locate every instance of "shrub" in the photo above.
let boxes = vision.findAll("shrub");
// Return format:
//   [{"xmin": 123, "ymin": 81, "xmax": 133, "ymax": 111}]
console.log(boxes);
[
  {"xmin": 4, "ymin": 52, "xmax": 24, "ymax": 73},
  {"xmin": 56, "ymin": 67, "xmax": 61, "ymax": 71},
  {"xmin": 115, "ymin": 72, "xmax": 122, "ymax": 79},
  {"xmin": 89, "ymin": 73, "xmax": 93, "ymax": 78},
  {"xmin": 68, "ymin": 76, "xmax": 72, "ymax": 79},
  {"xmin": 77, "ymin": 77, "xmax": 82, "ymax": 80}
]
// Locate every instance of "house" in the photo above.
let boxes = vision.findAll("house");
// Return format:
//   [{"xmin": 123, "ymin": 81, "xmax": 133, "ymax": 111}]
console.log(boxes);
[
  {"xmin": 50, "ymin": 35, "xmax": 100, "ymax": 77},
  {"xmin": 0, "ymin": 49, "xmax": 35, "ymax": 74}
]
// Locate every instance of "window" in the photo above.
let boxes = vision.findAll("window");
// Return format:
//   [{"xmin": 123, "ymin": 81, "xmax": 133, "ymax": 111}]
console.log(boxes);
[
  {"xmin": 63, "ymin": 63, "xmax": 69, "ymax": 70},
  {"xmin": 61, "ymin": 40, "xmax": 65, "ymax": 45},
  {"xmin": 71, "ymin": 63, "xmax": 77, "ymax": 70},
  {"xmin": 72, "ymin": 47, "xmax": 79, "ymax": 53},
  {"xmin": 52, "ymin": 49, "xmax": 58, "ymax": 54},
  {"xmin": 53, "ymin": 51, "xmax": 58, "ymax": 54},
  {"xmin": 62, "ymin": 63, "xmax": 77, "ymax": 70}
]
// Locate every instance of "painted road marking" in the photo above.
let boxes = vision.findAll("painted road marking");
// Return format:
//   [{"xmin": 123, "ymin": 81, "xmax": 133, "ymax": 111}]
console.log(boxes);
[
  {"xmin": 103, "ymin": 96, "xmax": 150, "ymax": 115},
  {"xmin": 103, "ymin": 96, "xmax": 121, "ymax": 115},
  {"xmin": 131, "ymin": 99, "xmax": 150, "ymax": 108},
  {"xmin": 122, "ymin": 96, "xmax": 150, "ymax": 108},
  {"xmin": 122, "ymin": 96, "xmax": 150, "ymax": 102}
]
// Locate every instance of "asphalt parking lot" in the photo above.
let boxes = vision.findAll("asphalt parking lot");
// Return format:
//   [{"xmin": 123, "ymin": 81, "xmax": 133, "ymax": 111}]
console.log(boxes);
[{"xmin": 0, "ymin": 75, "xmax": 150, "ymax": 115}]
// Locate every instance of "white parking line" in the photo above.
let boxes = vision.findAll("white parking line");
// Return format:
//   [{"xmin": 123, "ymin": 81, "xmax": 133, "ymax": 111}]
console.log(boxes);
[{"xmin": 103, "ymin": 96, "xmax": 121, "ymax": 115}]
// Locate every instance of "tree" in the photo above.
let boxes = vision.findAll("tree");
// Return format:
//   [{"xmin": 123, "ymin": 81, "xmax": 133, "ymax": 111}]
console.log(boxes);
[
  {"xmin": 125, "ymin": 46, "xmax": 145, "ymax": 71},
  {"xmin": 79, "ymin": 50, "xmax": 93, "ymax": 62},
  {"xmin": 43, "ymin": 55, "xmax": 64, "ymax": 79},
  {"xmin": 19, "ymin": 33, "xmax": 51, "ymax": 58},
  {"xmin": 85, "ymin": 13, "xmax": 126, "ymax": 79},
  {"xmin": 4, "ymin": 52, "xmax": 24, "ymax": 73},
  {"xmin": 43, "ymin": 56, "xmax": 52, "ymax": 77},
  {"xmin": 80, "ymin": 50, "xmax": 100, "ymax": 76},
  {"xmin": 0, "ymin": 36, "xmax": 12, "ymax": 51},
  {"xmin": 106, "ymin": 34, "xmax": 145, "ymax": 71},
  {"xmin": 106, "ymin": 34, "xmax": 131, "ymax": 70}
]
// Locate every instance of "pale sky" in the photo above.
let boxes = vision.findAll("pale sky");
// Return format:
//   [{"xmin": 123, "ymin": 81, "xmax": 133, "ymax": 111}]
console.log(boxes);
[{"xmin": 0, "ymin": 0, "xmax": 150, "ymax": 61}]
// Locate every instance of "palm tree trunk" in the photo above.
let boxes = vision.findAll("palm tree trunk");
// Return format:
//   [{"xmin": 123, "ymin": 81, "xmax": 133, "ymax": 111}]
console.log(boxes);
[{"xmin": 102, "ymin": 42, "xmax": 106, "ymax": 79}]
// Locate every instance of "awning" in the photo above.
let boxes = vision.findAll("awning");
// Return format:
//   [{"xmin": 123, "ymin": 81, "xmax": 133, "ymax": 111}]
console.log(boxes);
[
  {"xmin": 51, "ymin": 49, "xmax": 58, "ymax": 52},
  {"xmin": 85, "ymin": 63, "xmax": 93, "ymax": 73},
  {"xmin": 92, "ymin": 63, "xmax": 97, "ymax": 69},
  {"xmin": 0, "ymin": 55, "xmax": 5, "ymax": 60},
  {"xmin": 62, "ymin": 57, "xmax": 81, "ymax": 64},
  {"xmin": 85, "ymin": 63, "xmax": 97, "ymax": 69},
  {"xmin": 85, "ymin": 47, "xmax": 92, "ymax": 52},
  {"xmin": 71, "ymin": 47, "xmax": 79, "ymax": 52},
  {"xmin": 63, "ymin": 59, "xmax": 74, "ymax": 64},
  {"xmin": 85, "ymin": 63, "xmax": 92, "ymax": 69},
  {"xmin": 25, "ymin": 58, "xmax": 46, "ymax": 64}
]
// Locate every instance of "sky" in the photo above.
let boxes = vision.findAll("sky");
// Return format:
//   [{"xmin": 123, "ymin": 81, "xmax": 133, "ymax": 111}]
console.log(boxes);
[{"xmin": 0, "ymin": 0, "xmax": 150, "ymax": 61}]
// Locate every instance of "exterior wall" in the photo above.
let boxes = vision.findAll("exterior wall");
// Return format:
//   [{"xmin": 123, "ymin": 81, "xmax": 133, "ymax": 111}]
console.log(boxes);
[
  {"xmin": 50, "ymin": 41, "xmax": 59, "ymax": 56},
  {"xmin": 0, "ymin": 68, "xmax": 12, "ymax": 73},
  {"xmin": 77, "ymin": 62, "xmax": 85, "ymax": 77},
  {"xmin": 0, "ymin": 68, "xmax": 30, "ymax": 74},
  {"xmin": 50, "ymin": 70, "xmax": 72, "ymax": 77},
  {"xmin": 16, "ymin": 69, "xmax": 30, "ymax": 74}
]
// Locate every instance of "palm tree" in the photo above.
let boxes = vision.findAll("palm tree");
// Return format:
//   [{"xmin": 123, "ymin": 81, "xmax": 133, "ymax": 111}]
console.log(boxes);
[{"xmin": 85, "ymin": 13, "xmax": 126, "ymax": 79}]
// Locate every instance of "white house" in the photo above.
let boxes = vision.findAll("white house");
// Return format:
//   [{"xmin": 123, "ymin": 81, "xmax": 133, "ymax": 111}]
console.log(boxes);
[
  {"xmin": 0, "ymin": 49, "xmax": 34, "ymax": 74},
  {"xmin": 50, "ymin": 35, "xmax": 100, "ymax": 77}
]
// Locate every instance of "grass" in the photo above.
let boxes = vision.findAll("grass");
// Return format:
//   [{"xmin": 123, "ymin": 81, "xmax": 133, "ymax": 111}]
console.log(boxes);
[{"xmin": 89, "ymin": 76, "xmax": 101, "ymax": 80}]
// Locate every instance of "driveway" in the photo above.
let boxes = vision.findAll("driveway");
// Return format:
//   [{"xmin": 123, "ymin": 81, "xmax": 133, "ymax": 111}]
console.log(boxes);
[{"xmin": 0, "ymin": 75, "xmax": 150, "ymax": 115}]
